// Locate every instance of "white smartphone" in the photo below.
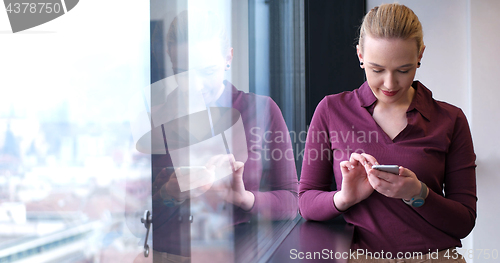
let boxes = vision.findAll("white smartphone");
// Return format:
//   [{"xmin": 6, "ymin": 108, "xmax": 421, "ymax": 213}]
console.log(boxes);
[{"xmin": 371, "ymin": 165, "xmax": 400, "ymax": 175}]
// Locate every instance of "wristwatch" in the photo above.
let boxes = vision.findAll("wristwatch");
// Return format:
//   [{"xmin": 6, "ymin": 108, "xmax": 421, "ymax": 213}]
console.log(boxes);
[{"xmin": 403, "ymin": 181, "xmax": 428, "ymax": 208}]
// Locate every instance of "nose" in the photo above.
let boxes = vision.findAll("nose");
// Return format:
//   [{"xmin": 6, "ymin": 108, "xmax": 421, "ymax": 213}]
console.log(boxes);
[
  {"xmin": 188, "ymin": 72, "xmax": 204, "ymax": 93},
  {"xmin": 384, "ymin": 72, "xmax": 398, "ymax": 90},
  {"xmin": 177, "ymin": 71, "xmax": 204, "ymax": 93}
]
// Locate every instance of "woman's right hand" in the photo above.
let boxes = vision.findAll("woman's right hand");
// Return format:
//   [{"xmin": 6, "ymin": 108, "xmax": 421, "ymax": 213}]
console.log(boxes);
[
  {"xmin": 160, "ymin": 166, "xmax": 215, "ymax": 202},
  {"xmin": 333, "ymin": 153, "xmax": 376, "ymax": 211}
]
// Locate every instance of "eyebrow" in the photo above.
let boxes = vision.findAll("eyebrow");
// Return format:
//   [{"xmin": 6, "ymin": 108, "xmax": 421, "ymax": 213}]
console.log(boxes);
[
  {"xmin": 368, "ymin": 62, "xmax": 414, "ymax": 68},
  {"xmin": 202, "ymin": 65, "xmax": 219, "ymax": 70}
]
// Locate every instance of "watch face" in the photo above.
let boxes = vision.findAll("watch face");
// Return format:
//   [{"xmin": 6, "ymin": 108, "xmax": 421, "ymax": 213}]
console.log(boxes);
[
  {"xmin": 163, "ymin": 199, "xmax": 175, "ymax": 207},
  {"xmin": 412, "ymin": 199, "xmax": 425, "ymax": 207}
]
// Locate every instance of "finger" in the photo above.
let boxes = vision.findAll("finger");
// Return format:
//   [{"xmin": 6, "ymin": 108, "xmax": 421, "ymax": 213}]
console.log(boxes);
[
  {"xmin": 367, "ymin": 172, "xmax": 390, "ymax": 192},
  {"xmin": 190, "ymin": 173, "xmax": 215, "ymax": 196},
  {"xmin": 398, "ymin": 166, "xmax": 414, "ymax": 178},
  {"xmin": 214, "ymin": 154, "xmax": 231, "ymax": 168},
  {"xmin": 340, "ymin": 161, "xmax": 351, "ymax": 174},
  {"xmin": 171, "ymin": 168, "xmax": 182, "ymax": 179},
  {"xmin": 227, "ymin": 154, "xmax": 236, "ymax": 163},
  {"xmin": 232, "ymin": 161, "xmax": 245, "ymax": 180},
  {"xmin": 205, "ymin": 155, "xmax": 217, "ymax": 166},
  {"xmin": 349, "ymin": 152, "xmax": 367, "ymax": 165},
  {"xmin": 198, "ymin": 178, "xmax": 214, "ymax": 192},
  {"xmin": 206, "ymin": 164, "xmax": 216, "ymax": 172},
  {"xmin": 233, "ymin": 161, "xmax": 244, "ymax": 171},
  {"xmin": 360, "ymin": 153, "xmax": 379, "ymax": 166},
  {"xmin": 365, "ymin": 165, "xmax": 394, "ymax": 182},
  {"xmin": 366, "ymin": 172, "xmax": 379, "ymax": 188},
  {"xmin": 206, "ymin": 154, "xmax": 224, "ymax": 166},
  {"xmin": 206, "ymin": 154, "xmax": 231, "ymax": 171},
  {"xmin": 227, "ymin": 154, "xmax": 238, "ymax": 171},
  {"xmin": 340, "ymin": 160, "xmax": 355, "ymax": 170},
  {"xmin": 372, "ymin": 169, "xmax": 396, "ymax": 183}
]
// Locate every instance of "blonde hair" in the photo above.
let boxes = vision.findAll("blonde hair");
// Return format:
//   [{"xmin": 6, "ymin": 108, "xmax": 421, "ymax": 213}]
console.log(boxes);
[
  {"xmin": 358, "ymin": 3, "xmax": 424, "ymax": 55},
  {"xmin": 166, "ymin": 10, "xmax": 230, "ymax": 57}
]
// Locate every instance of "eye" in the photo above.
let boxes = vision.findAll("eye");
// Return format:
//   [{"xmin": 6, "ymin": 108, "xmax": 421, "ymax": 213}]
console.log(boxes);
[
  {"xmin": 203, "ymin": 70, "xmax": 216, "ymax": 76},
  {"xmin": 372, "ymin": 69, "xmax": 383, "ymax": 73},
  {"xmin": 199, "ymin": 67, "xmax": 217, "ymax": 76},
  {"xmin": 398, "ymin": 70, "xmax": 410, "ymax": 74}
]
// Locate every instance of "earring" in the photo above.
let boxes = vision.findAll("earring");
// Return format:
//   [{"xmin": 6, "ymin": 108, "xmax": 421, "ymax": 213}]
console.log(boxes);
[
  {"xmin": 417, "ymin": 62, "xmax": 421, "ymax": 66},
  {"xmin": 226, "ymin": 64, "xmax": 231, "ymax": 69},
  {"xmin": 360, "ymin": 62, "xmax": 364, "ymax": 68}
]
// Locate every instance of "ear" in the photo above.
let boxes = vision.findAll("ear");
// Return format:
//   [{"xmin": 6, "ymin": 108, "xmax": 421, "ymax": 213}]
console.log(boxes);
[
  {"xmin": 356, "ymin": 45, "xmax": 364, "ymax": 66},
  {"xmin": 417, "ymin": 45, "xmax": 426, "ymax": 67},
  {"xmin": 225, "ymin": 48, "xmax": 234, "ymax": 70}
]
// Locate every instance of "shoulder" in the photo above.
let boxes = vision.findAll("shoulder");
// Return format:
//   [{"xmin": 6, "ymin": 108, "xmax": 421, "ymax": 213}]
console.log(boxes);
[
  {"xmin": 232, "ymin": 88, "xmax": 280, "ymax": 114},
  {"xmin": 434, "ymin": 100, "xmax": 470, "ymax": 132},
  {"xmin": 323, "ymin": 90, "xmax": 359, "ymax": 106},
  {"xmin": 435, "ymin": 100, "xmax": 466, "ymax": 118},
  {"xmin": 414, "ymin": 81, "xmax": 468, "ymax": 123},
  {"xmin": 415, "ymin": 82, "xmax": 471, "ymax": 139},
  {"xmin": 230, "ymin": 88, "xmax": 287, "ymax": 131},
  {"xmin": 308, "ymin": 88, "xmax": 364, "ymax": 132},
  {"xmin": 314, "ymin": 88, "xmax": 364, "ymax": 117},
  {"xmin": 426, "ymin": 94, "xmax": 475, "ymax": 163}
]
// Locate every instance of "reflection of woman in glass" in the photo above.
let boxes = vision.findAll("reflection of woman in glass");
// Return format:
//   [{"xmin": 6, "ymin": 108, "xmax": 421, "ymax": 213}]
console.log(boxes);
[
  {"xmin": 299, "ymin": 4, "xmax": 475, "ymax": 262},
  {"xmin": 150, "ymin": 10, "xmax": 298, "ymax": 262}
]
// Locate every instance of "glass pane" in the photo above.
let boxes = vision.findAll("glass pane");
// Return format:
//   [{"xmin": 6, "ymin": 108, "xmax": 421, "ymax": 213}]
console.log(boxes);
[
  {"xmin": 0, "ymin": 1, "xmax": 151, "ymax": 262},
  {"xmin": 150, "ymin": 0, "xmax": 304, "ymax": 262}
]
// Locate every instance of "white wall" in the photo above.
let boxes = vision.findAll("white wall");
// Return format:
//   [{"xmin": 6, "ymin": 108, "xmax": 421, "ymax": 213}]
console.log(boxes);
[
  {"xmin": 367, "ymin": 1, "xmax": 500, "ymax": 262},
  {"xmin": 470, "ymin": 0, "xmax": 500, "ymax": 260}
]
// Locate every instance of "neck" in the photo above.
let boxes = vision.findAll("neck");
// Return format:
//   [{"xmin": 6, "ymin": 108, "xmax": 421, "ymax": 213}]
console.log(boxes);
[{"xmin": 203, "ymin": 82, "xmax": 227, "ymax": 107}]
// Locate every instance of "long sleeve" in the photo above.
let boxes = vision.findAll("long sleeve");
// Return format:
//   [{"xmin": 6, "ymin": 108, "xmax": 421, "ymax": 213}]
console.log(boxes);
[
  {"xmin": 412, "ymin": 109, "xmax": 477, "ymax": 239},
  {"xmin": 298, "ymin": 98, "xmax": 343, "ymax": 221},
  {"xmin": 236, "ymin": 97, "xmax": 299, "ymax": 221}
]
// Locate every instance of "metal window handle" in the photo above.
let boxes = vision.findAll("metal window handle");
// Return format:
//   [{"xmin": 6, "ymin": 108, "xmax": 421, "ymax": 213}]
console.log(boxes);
[{"xmin": 141, "ymin": 210, "xmax": 152, "ymax": 257}]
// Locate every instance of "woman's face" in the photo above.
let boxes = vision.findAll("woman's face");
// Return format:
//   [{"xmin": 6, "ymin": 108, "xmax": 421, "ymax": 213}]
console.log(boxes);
[
  {"xmin": 358, "ymin": 35, "xmax": 423, "ymax": 105},
  {"xmin": 169, "ymin": 38, "xmax": 232, "ymax": 105}
]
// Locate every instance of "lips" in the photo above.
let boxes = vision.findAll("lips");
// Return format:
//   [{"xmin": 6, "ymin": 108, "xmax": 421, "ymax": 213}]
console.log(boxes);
[{"xmin": 382, "ymin": 90, "xmax": 399, "ymax": 97}]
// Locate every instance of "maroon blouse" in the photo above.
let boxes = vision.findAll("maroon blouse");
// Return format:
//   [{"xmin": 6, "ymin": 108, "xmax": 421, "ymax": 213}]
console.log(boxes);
[{"xmin": 299, "ymin": 81, "xmax": 476, "ymax": 255}]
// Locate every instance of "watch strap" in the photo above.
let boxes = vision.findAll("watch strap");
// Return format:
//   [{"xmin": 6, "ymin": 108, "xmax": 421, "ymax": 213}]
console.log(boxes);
[
  {"xmin": 160, "ymin": 185, "xmax": 185, "ymax": 207},
  {"xmin": 403, "ymin": 181, "xmax": 427, "ymax": 207}
]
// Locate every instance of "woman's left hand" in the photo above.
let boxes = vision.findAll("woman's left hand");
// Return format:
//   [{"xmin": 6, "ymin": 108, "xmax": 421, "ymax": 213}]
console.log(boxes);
[
  {"xmin": 208, "ymin": 154, "xmax": 255, "ymax": 211},
  {"xmin": 225, "ymin": 160, "xmax": 255, "ymax": 211},
  {"xmin": 361, "ymin": 153, "xmax": 423, "ymax": 200}
]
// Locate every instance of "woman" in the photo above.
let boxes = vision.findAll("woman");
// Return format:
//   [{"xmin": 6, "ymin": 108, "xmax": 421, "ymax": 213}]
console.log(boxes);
[
  {"xmin": 149, "ymin": 9, "xmax": 299, "ymax": 262},
  {"xmin": 299, "ymin": 3, "xmax": 476, "ymax": 262}
]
